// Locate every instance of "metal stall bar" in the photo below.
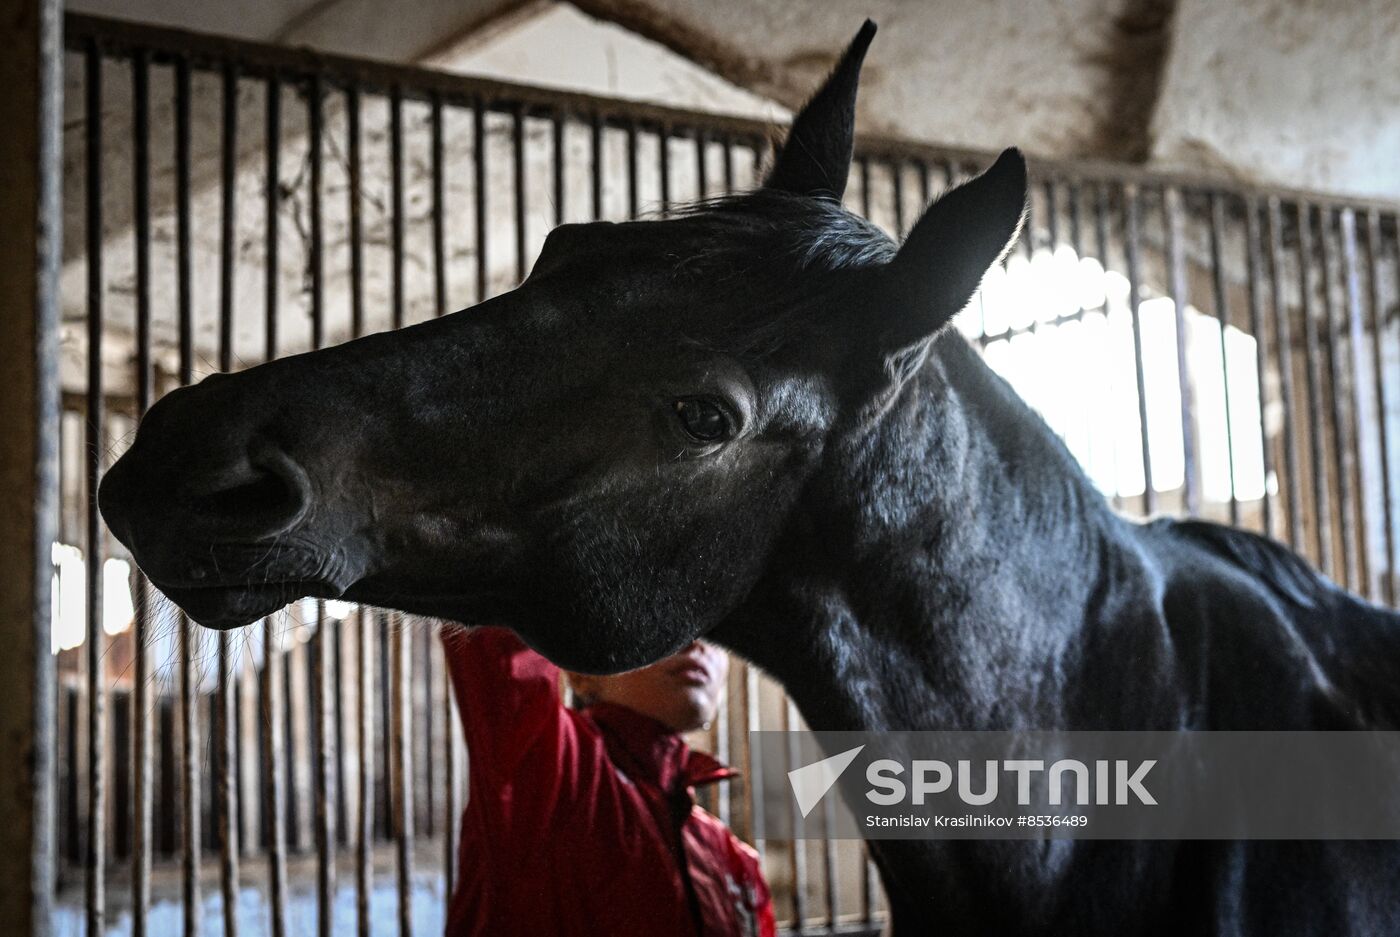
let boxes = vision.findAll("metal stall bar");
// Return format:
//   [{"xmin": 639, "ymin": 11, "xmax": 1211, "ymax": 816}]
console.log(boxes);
[
  {"xmin": 129, "ymin": 46, "xmax": 155, "ymax": 937},
  {"xmin": 389, "ymin": 85, "xmax": 416, "ymax": 937},
  {"xmin": 514, "ymin": 104, "xmax": 527, "ymax": 283},
  {"xmin": 1093, "ymin": 182, "xmax": 1126, "ymax": 512},
  {"xmin": 261, "ymin": 73, "xmax": 290, "ymax": 937},
  {"xmin": 858, "ymin": 156, "xmax": 871, "ymax": 220},
  {"xmin": 1163, "ymin": 187, "xmax": 1198, "ymax": 514},
  {"xmin": 1123, "ymin": 185, "xmax": 1156, "ymax": 514},
  {"xmin": 307, "ymin": 72, "xmax": 337, "ymax": 937},
  {"xmin": 1339, "ymin": 209, "xmax": 1373, "ymax": 599},
  {"xmin": 892, "ymin": 159, "xmax": 906, "ymax": 236},
  {"xmin": 1267, "ymin": 198, "xmax": 1304, "ymax": 548},
  {"xmin": 174, "ymin": 53, "xmax": 204, "ymax": 937},
  {"xmin": 1365, "ymin": 209, "xmax": 1397, "ymax": 606},
  {"xmin": 659, "ymin": 123, "xmax": 671, "ymax": 211},
  {"xmin": 216, "ymin": 60, "xmax": 242, "ymax": 937},
  {"xmin": 627, "ymin": 121, "xmax": 639, "ymax": 220},
  {"xmin": 430, "ymin": 91, "xmax": 460, "ymax": 899},
  {"xmin": 83, "ymin": 38, "xmax": 108, "ymax": 937},
  {"xmin": 1320, "ymin": 208, "xmax": 1359, "ymax": 592},
  {"xmin": 695, "ymin": 130, "xmax": 708, "ymax": 203},
  {"xmin": 0, "ymin": 0, "xmax": 60, "ymax": 930},
  {"xmin": 474, "ymin": 98, "xmax": 488, "ymax": 303},
  {"xmin": 1295, "ymin": 202, "xmax": 1334, "ymax": 571},
  {"xmin": 553, "ymin": 114, "xmax": 566, "ymax": 226},
  {"xmin": 783, "ymin": 700, "xmax": 806, "ymax": 930},
  {"xmin": 590, "ymin": 113, "xmax": 603, "ymax": 222},
  {"xmin": 1208, "ymin": 192, "xmax": 1240, "ymax": 525},
  {"xmin": 744, "ymin": 662, "xmax": 765, "ymax": 864},
  {"xmin": 1244, "ymin": 198, "xmax": 1274, "ymax": 537},
  {"xmin": 346, "ymin": 79, "xmax": 375, "ymax": 937}
]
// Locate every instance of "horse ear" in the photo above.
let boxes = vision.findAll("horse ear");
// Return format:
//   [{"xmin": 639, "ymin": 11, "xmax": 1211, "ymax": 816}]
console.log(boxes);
[
  {"xmin": 764, "ymin": 20, "xmax": 877, "ymax": 200},
  {"xmin": 878, "ymin": 148, "xmax": 1028, "ymax": 350}
]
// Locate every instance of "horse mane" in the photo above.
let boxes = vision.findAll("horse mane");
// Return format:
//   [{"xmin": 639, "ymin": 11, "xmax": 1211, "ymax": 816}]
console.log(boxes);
[
  {"xmin": 667, "ymin": 189, "xmax": 897, "ymax": 278},
  {"xmin": 1166, "ymin": 518, "xmax": 1336, "ymax": 610}
]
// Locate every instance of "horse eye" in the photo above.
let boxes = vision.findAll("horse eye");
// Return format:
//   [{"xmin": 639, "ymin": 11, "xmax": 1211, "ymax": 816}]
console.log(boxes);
[{"xmin": 674, "ymin": 398, "xmax": 730, "ymax": 443}]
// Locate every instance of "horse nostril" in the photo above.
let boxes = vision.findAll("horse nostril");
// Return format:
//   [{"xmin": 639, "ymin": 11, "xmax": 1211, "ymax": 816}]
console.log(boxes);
[
  {"xmin": 184, "ymin": 446, "xmax": 311, "ymax": 540},
  {"xmin": 196, "ymin": 469, "xmax": 296, "ymax": 519}
]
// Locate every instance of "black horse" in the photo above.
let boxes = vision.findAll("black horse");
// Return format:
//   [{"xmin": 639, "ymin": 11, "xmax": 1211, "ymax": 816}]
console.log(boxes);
[{"xmin": 100, "ymin": 20, "xmax": 1400, "ymax": 935}]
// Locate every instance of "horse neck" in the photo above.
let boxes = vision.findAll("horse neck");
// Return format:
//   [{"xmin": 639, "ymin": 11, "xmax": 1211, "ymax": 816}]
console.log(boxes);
[{"xmin": 726, "ymin": 330, "xmax": 1148, "ymax": 732}]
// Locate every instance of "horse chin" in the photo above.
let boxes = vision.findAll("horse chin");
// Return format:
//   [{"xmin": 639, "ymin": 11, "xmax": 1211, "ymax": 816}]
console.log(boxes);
[{"xmin": 158, "ymin": 580, "xmax": 340, "ymax": 631}]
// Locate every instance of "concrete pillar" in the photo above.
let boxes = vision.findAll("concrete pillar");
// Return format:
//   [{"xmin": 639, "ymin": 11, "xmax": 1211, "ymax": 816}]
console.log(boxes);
[{"xmin": 0, "ymin": 0, "xmax": 62, "ymax": 933}]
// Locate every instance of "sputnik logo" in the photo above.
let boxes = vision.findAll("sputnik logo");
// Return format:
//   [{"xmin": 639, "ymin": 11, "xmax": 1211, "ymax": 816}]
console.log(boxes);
[{"xmin": 788, "ymin": 745, "xmax": 865, "ymax": 818}]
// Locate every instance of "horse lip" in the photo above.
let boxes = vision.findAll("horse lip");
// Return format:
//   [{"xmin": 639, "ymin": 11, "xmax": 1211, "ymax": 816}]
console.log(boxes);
[{"xmin": 153, "ymin": 578, "xmax": 341, "ymax": 630}]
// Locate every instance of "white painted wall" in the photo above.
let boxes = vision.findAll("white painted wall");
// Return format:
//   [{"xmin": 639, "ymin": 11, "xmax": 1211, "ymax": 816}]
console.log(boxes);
[{"xmin": 1150, "ymin": 0, "xmax": 1400, "ymax": 200}]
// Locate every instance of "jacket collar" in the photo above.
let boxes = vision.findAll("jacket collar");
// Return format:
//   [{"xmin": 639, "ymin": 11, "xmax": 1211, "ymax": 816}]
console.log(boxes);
[{"xmin": 587, "ymin": 701, "xmax": 736, "ymax": 794}]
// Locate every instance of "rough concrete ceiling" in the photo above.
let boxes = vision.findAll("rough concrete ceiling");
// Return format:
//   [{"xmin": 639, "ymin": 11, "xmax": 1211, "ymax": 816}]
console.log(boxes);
[{"xmin": 64, "ymin": 0, "xmax": 1400, "ymax": 200}]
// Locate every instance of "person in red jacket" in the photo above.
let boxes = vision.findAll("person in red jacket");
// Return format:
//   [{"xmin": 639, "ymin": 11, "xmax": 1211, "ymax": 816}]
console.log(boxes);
[{"xmin": 443, "ymin": 626, "xmax": 776, "ymax": 937}]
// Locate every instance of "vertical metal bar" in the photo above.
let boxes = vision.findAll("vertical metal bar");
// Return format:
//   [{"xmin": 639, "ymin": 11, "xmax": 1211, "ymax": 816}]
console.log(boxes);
[
  {"xmin": 1245, "ymin": 198, "xmax": 1274, "ymax": 538},
  {"xmin": 443, "ymin": 633, "xmax": 459, "ymax": 894},
  {"xmin": 891, "ymin": 160, "xmax": 905, "ymax": 237},
  {"xmin": 1123, "ymin": 185, "xmax": 1156, "ymax": 514},
  {"xmin": 217, "ymin": 60, "xmax": 241, "ymax": 937},
  {"xmin": 0, "ymin": 0, "xmax": 59, "ymax": 928},
  {"xmin": 357, "ymin": 611, "xmax": 374, "ymax": 937},
  {"xmin": 392, "ymin": 621, "xmax": 414, "ymax": 937},
  {"xmin": 552, "ymin": 114, "xmax": 566, "ymax": 227},
  {"xmin": 1021, "ymin": 170, "xmax": 1035, "ymax": 259},
  {"xmin": 84, "ymin": 39, "xmax": 107, "ymax": 937},
  {"xmin": 513, "ymin": 104, "xmax": 526, "ymax": 283},
  {"xmin": 473, "ymin": 99, "xmax": 487, "ymax": 303},
  {"xmin": 917, "ymin": 158, "xmax": 931, "ymax": 208},
  {"xmin": 1067, "ymin": 180, "xmax": 1084, "ymax": 259},
  {"xmin": 626, "ymin": 122, "xmax": 639, "ymax": 220},
  {"xmin": 129, "ymin": 48, "xmax": 154, "ymax": 937},
  {"xmin": 175, "ymin": 53, "xmax": 203, "ymax": 937},
  {"xmin": 1043, "ymin": 178, "xmax": 1060, "ymax": 253},
  {"xmin": 658, "ymin": 123, "xmax": 670, "ymax": 212},
  {"xmin": 1208, "ymin": 192, "xmax": 1240, "ymax": 525},
  {"xmin": 265, "ymin": 78, "xmax": 281, "ymax": 362},
  {"xmin": 783, "ymin": 700, "xmax": 805, "ymax": 929},
  {"xmin": 347, "ymin": 87, "xmax": 364, "ymax": 341},
  {"xmin": 714, "ymin": 657, "xmax": 729, "ymax": 827},
  {"xmin": 1094, "ymin": 182, "xmax": 1125, "ymax": 511},
  {"xmin": 307, "ymin": 74, "xmax": 335, "ymax": 937},
  {"xmin": 862, "ymin": 846, "xmax": 879, "ymax": 924},
  {"xmin": 1365, "ymin": 209, "xmax": 1397, "ymax": 606},
  {"xmin": 1267, "ymin": 197, "xmax": 1304, "ymax": 548},
  {"xmin": 1340, "ymin": 209, "xmax": 1372, "ymax": 598},
  {"xmin": 722, "ymin": 136, "xmax": 735, "ymax": 195},
  {"xmin": 347, "ymin": 90, "xmax": 369, "ymax": 932},
  {"xmin": 1296, "ymin": 202, "xmax": 1333, "ymax": 571},
  {"xmin": 388, "ymin": 88, "xmax": 414, "ymax": 937},
  {"xmin": 431, "ymin": 94, "xmax": 447, "ymax": 317},
  {"xmin": 590, "ymin": 112, "xmax": 603, "ymax": 221},
  {"xmin": 742, "ymin": 662, "xmax": 764, "ymax": 863},
  {"xmin": 694, "ymin": 129, "xmax": 708, "ymax": 201},
  {"xmin": 821, "ymin": 793, "xmax": 837, "ymax": 928},
  {"xmin": 859, "ymin": 156, "xmax": 871, "ymax": 220},
  {"xmin": 377, "ymin": 613, "xmax": 391, "ymax": 840},
  {"xmin": 391, "ymin": 88, "xmax": 405, "ymax": 329},
  {"xmin": 420, "ymin": 626, "xmax": 434, "ymax": 839},
  {"xmin": 1164, "ymin": 187, "xmax": 1199, "ymax": 514},
  {"xmin": 261, "ymin": 74, "xmax": 289, "ymax": 937},
  {"xmin": 1319, "ymin": 207, "xmax": 1357, "ymax": 589}
]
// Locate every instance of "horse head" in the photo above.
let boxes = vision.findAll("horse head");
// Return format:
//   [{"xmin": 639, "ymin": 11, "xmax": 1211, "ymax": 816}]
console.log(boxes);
[{"xmin": 100, "ymin": 20, "xmax": 1027, "ymax": 673}]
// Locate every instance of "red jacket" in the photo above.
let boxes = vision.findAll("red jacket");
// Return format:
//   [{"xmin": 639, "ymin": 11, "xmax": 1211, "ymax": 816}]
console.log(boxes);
[{"xmin": 443, "ymin": 627, "xmax": 776, "ymax": 937}]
